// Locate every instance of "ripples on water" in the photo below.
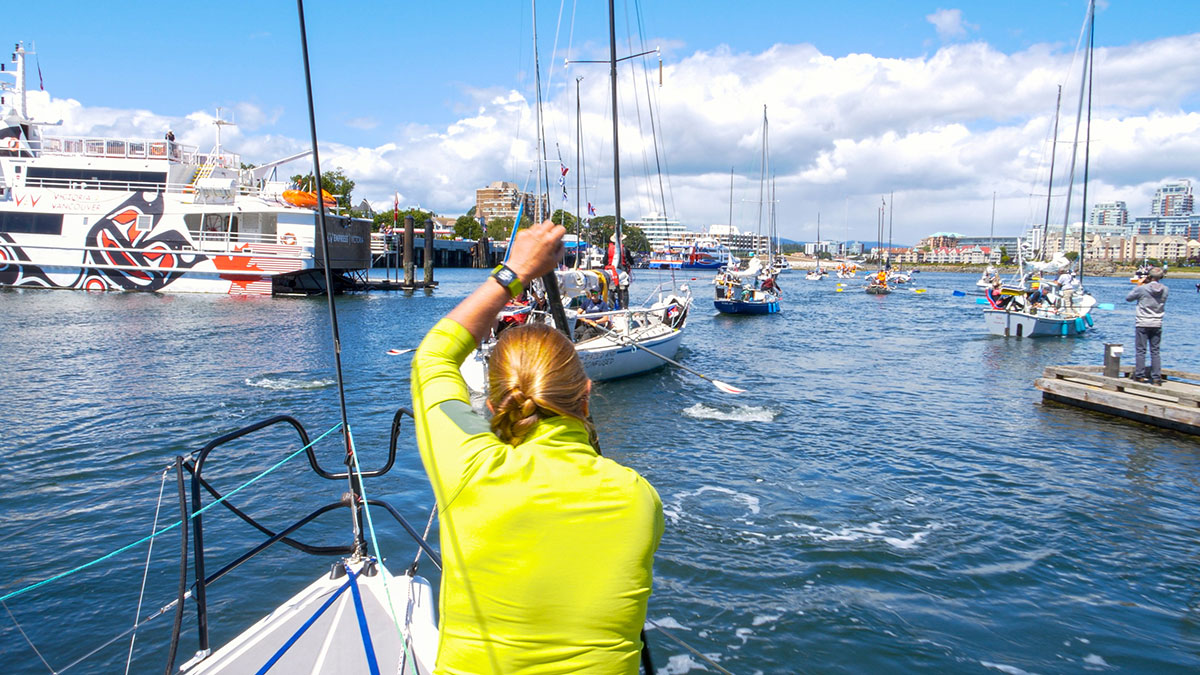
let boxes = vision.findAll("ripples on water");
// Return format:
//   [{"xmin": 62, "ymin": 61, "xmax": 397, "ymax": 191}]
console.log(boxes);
[{"xmin": 2, "ymin": 270, "xmax": 1199, "ymax": 673}]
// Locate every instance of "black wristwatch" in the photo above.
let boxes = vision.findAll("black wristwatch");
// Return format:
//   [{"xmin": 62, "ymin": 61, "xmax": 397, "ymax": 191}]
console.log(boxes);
[{"xmin": 490, "ymin": 264, "xmax": 525, "ymax": 298}]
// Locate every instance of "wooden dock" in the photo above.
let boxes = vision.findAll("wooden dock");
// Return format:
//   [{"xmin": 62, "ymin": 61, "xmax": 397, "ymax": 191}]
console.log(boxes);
[{"xmin": 1034, "ymin": 365, "xmax": 1200, "ymax": 435}]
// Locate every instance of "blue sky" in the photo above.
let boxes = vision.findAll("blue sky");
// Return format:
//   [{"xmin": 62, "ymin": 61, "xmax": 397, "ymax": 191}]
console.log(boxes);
[{"xmin": 10, "ymin": 1, "xmax": 1200, "ymax": 242}]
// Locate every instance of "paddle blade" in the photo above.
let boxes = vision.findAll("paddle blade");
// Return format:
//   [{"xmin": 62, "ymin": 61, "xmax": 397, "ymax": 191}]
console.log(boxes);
[
  {"xmin": 975, "ymin": 297, "xmax": 989, "ymax": 304},
  {"xmin": 914, "ymin": 288, "xmax": 926, "ymax": 294},
  {"xmin": 1096, "ymin": 303, "xmax": 1114, "ymax": 310},
  {"xmin": 712, "ymin": 380, "xmax": 746, "ymax": 395},
  {"xmin": 952, "ymin": 290, "xmax": 966, "ymax": 297},
  {"xmin": 387, "ymin": 348, "xmax": 416, "ymax": 355}
]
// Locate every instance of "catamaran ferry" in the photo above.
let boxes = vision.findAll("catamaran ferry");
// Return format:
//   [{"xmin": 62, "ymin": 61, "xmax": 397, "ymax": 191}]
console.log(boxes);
[{"xmin": 0, "ymin": 43, "xmax": 370, "ymax": 296}]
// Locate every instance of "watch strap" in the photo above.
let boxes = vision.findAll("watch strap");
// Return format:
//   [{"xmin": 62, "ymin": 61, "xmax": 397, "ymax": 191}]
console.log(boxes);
[{"xmin": 490, "ymin": 264, "xmax": 525, "ymax": 297}]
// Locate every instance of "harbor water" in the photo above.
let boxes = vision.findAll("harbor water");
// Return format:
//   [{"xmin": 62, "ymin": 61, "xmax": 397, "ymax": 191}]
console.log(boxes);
[{"xmin": 2, "ymin": 269, "xmax": 1199, "ymax": 673}]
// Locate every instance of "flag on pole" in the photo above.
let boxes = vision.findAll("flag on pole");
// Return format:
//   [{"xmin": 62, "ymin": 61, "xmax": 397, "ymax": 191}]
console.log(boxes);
[
  {"xmin": 587, "ymin": 202, "xmax": 596, "ymax": 217},
  {"xmin": 37, "ymin": 62, "xmax": 44, "ymax": 91},
  {"xmin": 392, "ymin": 192, "xmax": 399, "ymax": 230},
  {"xmin": 558, "ymin": 162, "xmax": 569, "ymax": 202}
]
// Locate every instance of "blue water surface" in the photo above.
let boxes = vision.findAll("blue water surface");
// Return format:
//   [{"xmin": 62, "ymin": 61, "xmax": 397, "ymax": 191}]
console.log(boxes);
[{"xmin": 1, "ymin": 269, "xmax": 1198, "ymax": 674}]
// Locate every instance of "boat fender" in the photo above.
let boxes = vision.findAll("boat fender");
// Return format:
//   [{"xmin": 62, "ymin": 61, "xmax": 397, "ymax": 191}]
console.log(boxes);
[
  {"xmin": 1075, "ymin": 317, "xmax": 1085, "ymax": 333},
  {"xmin": 1085, "ymin": 313, "xmax": 1094, "ymax": 327},
  {"xmin": 1061, "ymin": 322, "xmax": 1068, "ymax": 336}
]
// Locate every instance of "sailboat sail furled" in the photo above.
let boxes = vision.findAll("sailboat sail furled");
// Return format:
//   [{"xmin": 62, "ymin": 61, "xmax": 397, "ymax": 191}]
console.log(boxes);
[
  {"xmin": 713, "ymin": 106, "xmax": 782, "ymax": 315},
  {"xmin": 983, "ymin": 0, "xmax": 1098, "ymax": 337},
  {"xmin": 461, "ymin": 0, "xmax": 694, "ymax": 387}
]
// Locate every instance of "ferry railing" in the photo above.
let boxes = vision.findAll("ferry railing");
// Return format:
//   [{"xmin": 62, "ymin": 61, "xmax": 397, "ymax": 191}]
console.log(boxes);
[
  {"xmin": 33, "ymin": 136, "xmax": 201, "ymax": 162},
  {"xmin": 178, "ymin": 409, "xmax": 438, "ymax": 662}
]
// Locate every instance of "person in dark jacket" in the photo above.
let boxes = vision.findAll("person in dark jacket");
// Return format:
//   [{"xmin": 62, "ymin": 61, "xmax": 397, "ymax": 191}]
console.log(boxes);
[{"xmin": 1125, "ymin": 267, "xmax": 1169, "ymax": 384}]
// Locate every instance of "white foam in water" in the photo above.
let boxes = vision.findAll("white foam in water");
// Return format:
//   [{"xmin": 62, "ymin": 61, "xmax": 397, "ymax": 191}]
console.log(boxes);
[
  {"xmin": 792, "ymin": 520, "xmax": 937, "ymax": 550},
  {"xmin": 245, "ymin": 376, "xmax": 336, "ymax": 391},
  {"xmin": 734, "ymin": 627, "xmax": 753, "ymax": 644},
  {"xmin": 1083, "ymin": 654, "xmax": 1108, "ymax": 668},
  {"xmin": 980, "ymin": 661, "xmax": 1034, "ymax": 675},
  {"xmin": 683, "ymin": 403, "xmax": 777, "ymax": 422},
  {"xmin": 751, "ymin": 613, "xmax": 781, "ymax": 626},
  {"xmin": 648, "ymin": 616, "xmax": 690, "ymax": 631},
  {"xmin": 662, "ymin": 654, "xmax": 707, "ymax": 674}
]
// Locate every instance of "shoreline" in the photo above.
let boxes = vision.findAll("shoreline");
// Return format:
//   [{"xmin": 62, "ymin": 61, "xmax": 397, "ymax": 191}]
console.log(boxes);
[{"xmin": 783, "ymin": 257, "xmax": 1200, "ymax": 279}]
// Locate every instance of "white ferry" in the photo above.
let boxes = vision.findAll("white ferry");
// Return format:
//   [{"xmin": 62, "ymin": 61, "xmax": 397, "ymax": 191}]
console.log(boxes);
[{"xmin": 0, "ymin": 43, "xmax": 370, "ymax": 295}]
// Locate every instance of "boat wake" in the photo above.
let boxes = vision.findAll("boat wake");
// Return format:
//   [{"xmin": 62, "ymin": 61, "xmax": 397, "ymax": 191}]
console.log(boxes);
[
  {"xmin": 244, "ymin": 374, "xmax": 337, "ymax": 391},
  {"xmin": 683, "ymin": 403, "xmax": 777, "ymax": 423}
]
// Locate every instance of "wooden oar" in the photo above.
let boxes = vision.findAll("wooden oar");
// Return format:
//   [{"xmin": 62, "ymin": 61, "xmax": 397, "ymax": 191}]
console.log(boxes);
[{"xmin": 577, "ymin": 317, "xmax": 745, "ymax": 394}]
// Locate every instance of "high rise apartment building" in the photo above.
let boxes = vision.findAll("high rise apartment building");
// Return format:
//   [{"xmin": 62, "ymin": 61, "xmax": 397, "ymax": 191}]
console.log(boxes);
[
  {"xmin": 475, "ymin": 181, "xmax": 548, "ymax": 225},
  {"xmin": 1089, "ymin": 201, "xmax": 1128, "ymax": 229},
  {"xmin": 1150, "ymin": 180, "xmax": 1193, "ymax": 217}
]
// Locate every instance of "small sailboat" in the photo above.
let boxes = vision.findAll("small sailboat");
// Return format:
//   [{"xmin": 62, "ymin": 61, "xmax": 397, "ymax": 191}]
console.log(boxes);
[
  {"xmin": 865, "ymin": 199, "xmax": 892, "ymax": 295},
  {"xmin": 463, "ymin": 0, "xmax": 693, "ymax": 387},
  {"xmin": 984, "ymin": 0, "xmax": 1098, "ymax": 337},
  {"xmin": 714, "ymin": 106, "xmax": 782, "ymax": 315},
  {"xmin": 806, "ymin": 212, "xmax": 826, "ymax": 281}
]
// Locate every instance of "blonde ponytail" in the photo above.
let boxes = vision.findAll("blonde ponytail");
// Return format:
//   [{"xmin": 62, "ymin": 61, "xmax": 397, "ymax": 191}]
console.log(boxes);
[{"xmin": 488, "ymin": 323, "xmax": 592, "ymax": 446}]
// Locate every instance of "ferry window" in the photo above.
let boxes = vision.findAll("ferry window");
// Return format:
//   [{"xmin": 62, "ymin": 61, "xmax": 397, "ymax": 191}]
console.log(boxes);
[
  {"xmin": 184, "ymin": 214, "xmax": 201, "ymax": 235},
  {"xmin": 202, "ymin": 214, "xmax": 226, "ymax": 232},
  {"xmin": 0, "ymin": 212, "xmax": 64, "ymax": 235},
  {"xmin": 137, "ymin": 215, "xmax": 153, "ymax": 232}
]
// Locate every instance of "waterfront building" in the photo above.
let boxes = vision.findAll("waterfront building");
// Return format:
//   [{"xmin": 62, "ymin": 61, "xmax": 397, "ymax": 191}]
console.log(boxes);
[
  {"xmin": 1123, "ymin": 234, "xmax": 1193, "ymax": 263},
  {"xmin": 475, "ymin": 181, "xmax": 548, "ymax": 225},
  {"xmin": 1131, "ymin": 214, "xmax": 1200, "ymax": 241},
  {"xmin": 1150, "ymin": 180, "xmax": 1194, "ymax": 217},
  {"xmin": 627, "ymin": 212, "xmax": 686, "ymax": 250},
  {"xmin": 1090, "ymin": 201, "xmax": 1129, "ymax": 229}
]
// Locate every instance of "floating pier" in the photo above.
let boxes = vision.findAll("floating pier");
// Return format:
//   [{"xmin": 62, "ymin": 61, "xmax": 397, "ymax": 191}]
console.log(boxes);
[{"xmin": 1035, "ymin": 354, "xmax": 1200, "ymax": 435}]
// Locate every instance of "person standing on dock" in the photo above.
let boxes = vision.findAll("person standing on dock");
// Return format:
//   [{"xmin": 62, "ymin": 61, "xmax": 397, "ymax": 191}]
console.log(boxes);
[{"xmin": 1125, "ymin": 267, "xmax": 1169, "ymax": 385}]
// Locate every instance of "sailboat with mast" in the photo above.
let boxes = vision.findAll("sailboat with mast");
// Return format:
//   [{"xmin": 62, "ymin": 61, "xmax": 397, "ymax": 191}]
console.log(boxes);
[
  {"xmin": 713, "ymin": 105, "xmax": 782, "ymax": 315},
  {"xmin": 806, "ymin": 212, "xmax": 826, "ymax": 281},
  {"xmin": 865, "ymin": 198, "xmax": 892, "ymax": 295},
  {"xmin": 983, "ymin": 0, "xmax": 1099, "ymax": 337},
  {"xmin": 461, "ymin": 0, "xmax": 693, "ymax": 387}
]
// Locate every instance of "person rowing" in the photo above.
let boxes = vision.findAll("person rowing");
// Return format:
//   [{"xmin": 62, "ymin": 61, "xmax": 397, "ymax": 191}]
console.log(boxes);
[{"xmin": 411, "ymin": 218, "xmax": 664, "ymax": 673}]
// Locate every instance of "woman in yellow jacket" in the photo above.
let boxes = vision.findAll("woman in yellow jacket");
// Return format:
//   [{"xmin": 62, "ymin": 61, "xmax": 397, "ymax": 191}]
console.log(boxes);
[{"xmin": 411, "ymin": 218, "xmax": 664, "ymax": 674}]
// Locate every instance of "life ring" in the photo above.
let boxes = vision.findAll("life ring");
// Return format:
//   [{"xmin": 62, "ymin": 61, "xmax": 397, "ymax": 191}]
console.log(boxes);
[
  {"xmin": 281, "ymin": 233, "xmax": 297, "ymax": 246},
  {"xmin": 4, "ymin": 137, "xmax": 18, "ymax": 150}
]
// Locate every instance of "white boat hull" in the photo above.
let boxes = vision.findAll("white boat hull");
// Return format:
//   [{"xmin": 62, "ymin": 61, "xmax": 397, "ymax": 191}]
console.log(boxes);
[
  {"xmin": 575, "ymin": 326, "xmax": 682, "ymax": 381},
  {"xmin": 983, "ymin": 307, "xmax": 1094, "ymax": 337}
]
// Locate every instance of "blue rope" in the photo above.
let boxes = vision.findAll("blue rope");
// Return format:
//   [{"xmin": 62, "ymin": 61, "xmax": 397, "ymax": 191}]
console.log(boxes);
[
  {"xmin": 254, "ymin": 571, "xmax": 356, "ymax": 675},
  {"xmin": 0, "ymin": 422, "xmax": 344, "ymax": 604},
  {"xmin": 345, "ymin": 561, "xmax": 382, "ymax": 675}
]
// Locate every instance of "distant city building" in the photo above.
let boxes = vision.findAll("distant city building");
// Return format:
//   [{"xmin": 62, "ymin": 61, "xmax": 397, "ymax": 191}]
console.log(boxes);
[
  {"xmin": 475, "ymin": 181, "xmax": 548, "ymax": 225},
  {"xmin": 1150, "ymin": 180, "xmax": 1193, "ymax": 217},
  {"xmin": 919, "ymin": 232, "xmax": 964, "ymax": 249},
  {"xmin": 1124, "ymin": 234, "xmax": 1193, "ymax": 262},
  {"xmin": 627, "ymin": 213, "xmax": 686, "ymax": 250},
  {"xmin": 1131, "ymin": 214, "xmax": 1200, "ymax": 241},
  {"xmin": 1090, "ymin": 201, "xmax": 1128, "ymax": 229}
]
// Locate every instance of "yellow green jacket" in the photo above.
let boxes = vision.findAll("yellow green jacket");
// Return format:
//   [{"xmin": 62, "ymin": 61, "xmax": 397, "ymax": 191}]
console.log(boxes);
[{"xmin": 411, "ymin": 318, "xmax": 664, "ymax": 674}]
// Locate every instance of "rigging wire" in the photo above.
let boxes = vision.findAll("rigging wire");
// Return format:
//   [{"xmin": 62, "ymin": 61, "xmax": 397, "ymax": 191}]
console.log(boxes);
[
  {"xmin": 2, "ymin": 599, "xmax": 55, "ymax": 674},
  {"xmin": 295, "ymin": 0, "xmax": 362, "ymax": 554},
  {"xmin": 123, "ymin": 469, "xmax": 169, "ymax": 675}
]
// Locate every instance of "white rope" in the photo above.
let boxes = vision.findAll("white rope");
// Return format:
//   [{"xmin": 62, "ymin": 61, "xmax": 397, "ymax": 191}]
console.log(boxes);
[{"xmin": 124, "ymin": 468, "xmax": 168, "ymax": 675}]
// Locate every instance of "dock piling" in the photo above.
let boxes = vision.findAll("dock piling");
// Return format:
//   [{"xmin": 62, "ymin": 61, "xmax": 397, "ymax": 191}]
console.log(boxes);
[
  {"xmin": 423, "ymin": 219, "xmax": 434, "ymax": 286},
  {"xmin": 1103, "ymin": 343, "xmax": 1123, "ymax": 379},
  {"xmin": 403, "ymin": 215, "xmax": 415, "ymax": 286}
]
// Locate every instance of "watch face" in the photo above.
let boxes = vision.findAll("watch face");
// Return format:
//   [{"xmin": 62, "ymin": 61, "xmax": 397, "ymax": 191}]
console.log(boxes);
[{"xmin": 496, "ymin": 268, "xmax": 515, "ymax": 284}]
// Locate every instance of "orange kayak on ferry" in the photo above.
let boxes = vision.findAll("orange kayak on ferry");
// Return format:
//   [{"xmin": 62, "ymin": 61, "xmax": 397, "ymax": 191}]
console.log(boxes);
[{"xmin": 282, "ymin": 189, "xmax": 337, "ymax": 208}]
